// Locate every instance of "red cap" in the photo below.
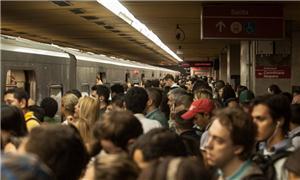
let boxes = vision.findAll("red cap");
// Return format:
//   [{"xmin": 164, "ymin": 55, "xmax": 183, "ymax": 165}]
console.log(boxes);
[{"xmin": 181, "ymin": 98, "xmax": 214, "ymax": 120}]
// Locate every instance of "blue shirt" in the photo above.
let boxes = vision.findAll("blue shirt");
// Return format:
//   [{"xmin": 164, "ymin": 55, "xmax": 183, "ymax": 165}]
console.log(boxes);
[{"xmin": 145, "ymin": 108, "xmax": 168, "ymax": 127}]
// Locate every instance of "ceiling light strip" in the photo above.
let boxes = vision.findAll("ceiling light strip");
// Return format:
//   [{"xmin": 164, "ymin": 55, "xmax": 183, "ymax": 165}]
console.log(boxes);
[{"xmin": 97, "ymin": 0, "xmax": 183, "ymax": 62}]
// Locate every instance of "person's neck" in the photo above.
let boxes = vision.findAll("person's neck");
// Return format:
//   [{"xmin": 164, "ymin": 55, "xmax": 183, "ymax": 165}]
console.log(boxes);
[
  {"xmin": 267, "ymin": 131, "xmax": 285, "ymax": 151},
  {"xmin": 22, "ymin": 108, "xmax": 28, "ymax": 115},
  {"xmin": 221, "ymin": 157, "xmax": 245, "ymax": 178},
  {"xmin": 177, "ymin": 128, "xmax": 193, "ymax": 135},
  {"xmin": 146, "ymin": 106, "xmax": 156, "ymax": 114},
  {"xmin": 100, "ymin": 102, "xmax": 107, "ymax": 109}
]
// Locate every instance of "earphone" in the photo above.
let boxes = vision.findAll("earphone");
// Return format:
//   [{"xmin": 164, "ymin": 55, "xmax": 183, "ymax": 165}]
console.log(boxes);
[{"xmin": 276, "ymin": 121, "xmax": 281, "ymax": 128}]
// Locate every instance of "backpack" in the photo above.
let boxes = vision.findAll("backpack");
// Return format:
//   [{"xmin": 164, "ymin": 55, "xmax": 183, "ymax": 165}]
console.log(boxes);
[
  {"xmin": 290, "ymin": 131, "xmax": 300, "ymax": 139},
  {"xmin": 290, "ymin": 131, "xmax": 300, "ymax": 149},
  {"xmin": 252, "ymin": 150, "xmax": 290, "ymax": 180}
]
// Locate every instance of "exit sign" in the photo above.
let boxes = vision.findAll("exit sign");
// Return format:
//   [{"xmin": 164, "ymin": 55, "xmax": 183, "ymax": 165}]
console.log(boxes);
[{"xmin": 201, "ymin": 5, "xmax": 284, "ymax": 39}]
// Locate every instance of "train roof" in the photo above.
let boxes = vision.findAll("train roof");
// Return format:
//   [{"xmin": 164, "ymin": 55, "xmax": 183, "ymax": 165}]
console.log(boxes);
[
  {"xmin": 1, "ymin": 35, "xmax": 178, "ymax": 73},
  {"xmin": 1, "ymin": 35, "xmax": 69, "ymax": 58}
]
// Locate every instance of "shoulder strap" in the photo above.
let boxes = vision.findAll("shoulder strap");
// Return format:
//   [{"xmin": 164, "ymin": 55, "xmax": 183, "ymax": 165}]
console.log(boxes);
[
  {"xmin": 291, "ymin": 131, "xmax": 300, "ymax": 138},
  {"xmin": 263, "ymin": 150, "xmax": 291, "ymax": 180},
  {"xmin": 25, "ymin": 117, "xmax": 40, "ymax": 124},
  {"xmin": 269, "ymin": 150, "xmax": 290, "ymax": 165},
  {"xmin": 252, "ymin": 150, "xmax": 290, "ymax": 170}
]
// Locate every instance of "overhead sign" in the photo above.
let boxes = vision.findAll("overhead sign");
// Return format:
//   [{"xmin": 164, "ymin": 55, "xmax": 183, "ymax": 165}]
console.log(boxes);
[
  {"xmin": 191, "ymin": 67, "xmax": 211, "ymax": 76},
  {"xmin": 201, "ymin": 5, "xmax": 284, "ymax": 39}
]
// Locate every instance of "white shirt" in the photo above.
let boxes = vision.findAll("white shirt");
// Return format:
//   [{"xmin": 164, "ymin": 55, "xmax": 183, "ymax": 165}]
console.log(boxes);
[{"xmin": 134, "ymin": 113, "xmax": 162, "ymax": 133}]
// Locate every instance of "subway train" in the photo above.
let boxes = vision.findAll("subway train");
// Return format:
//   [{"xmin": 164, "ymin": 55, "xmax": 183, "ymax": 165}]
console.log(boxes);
[{"xmin": 1, "ymin": 35, "xmax": 178, "ymax": 104}]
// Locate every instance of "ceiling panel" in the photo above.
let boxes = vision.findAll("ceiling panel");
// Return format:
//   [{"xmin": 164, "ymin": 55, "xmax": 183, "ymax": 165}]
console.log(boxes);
[{"xmin": 2, "ymin": 1, "xmax": 300, "ymax": 66}]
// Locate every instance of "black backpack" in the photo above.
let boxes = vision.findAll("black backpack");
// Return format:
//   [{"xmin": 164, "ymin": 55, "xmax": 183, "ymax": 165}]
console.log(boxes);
[{"xmin": 252, "ymin": 150, "xmax": 290, "ymax": 180}]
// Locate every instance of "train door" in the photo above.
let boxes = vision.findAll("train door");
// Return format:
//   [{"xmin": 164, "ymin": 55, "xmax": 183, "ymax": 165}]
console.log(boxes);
[
  {"xmin": 80, "ymin": 83, "xmax": 90, "ymax": 97},
  {"xmin": 5, "ymin": 69, "xmax": 37, "ymax": 101},
  {"xmin": 125, "ymin": 72, "xmax": 130, "ymax": 83},
  {"xmin": 96, "ymin": 72, "xmax": 107, "ymax": 85},
  {"xmin": 141, "ymin": 73, "xmax": 145, "ymax": 84},
  {"xmin": 48, "ymin": 84, "xmax": 63, "ymax": 122}
]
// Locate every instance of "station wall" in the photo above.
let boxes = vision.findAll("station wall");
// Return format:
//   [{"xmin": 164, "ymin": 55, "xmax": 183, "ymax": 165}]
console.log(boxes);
[{"xmin": 253, "ymin": 32, "xmax": 300, "ymax": 95}]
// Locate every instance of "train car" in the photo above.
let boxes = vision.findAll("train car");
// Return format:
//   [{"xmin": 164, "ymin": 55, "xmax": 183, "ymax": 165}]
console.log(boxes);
[{"xmin": 1, "ymin": 35, "xmax": 178, "ymax": 104}]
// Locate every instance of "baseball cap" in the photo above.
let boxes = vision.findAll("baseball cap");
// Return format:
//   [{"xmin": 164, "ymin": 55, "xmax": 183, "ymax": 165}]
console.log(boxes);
[
  {"xmin": 181, "ymin": 98, "xmax": 214, "ymax": 120},
  {"xmin": 174, "ymin": 110, "xmax": 193, "ymax": 124}
]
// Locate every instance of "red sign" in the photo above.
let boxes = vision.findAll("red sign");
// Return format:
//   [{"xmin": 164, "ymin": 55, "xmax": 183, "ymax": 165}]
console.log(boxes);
[
  {"xmin": 192, "ymin": 67, "xmax": 211, "ymax": 76},
  {"xmin": 201, "ymin": 5, "xmax": 284, "ymax": 39},
  {"xmin": 203, "ymin": 5, "xmax": 283, "ymax": 17},
  {"xmin": 255, "ymin": 66, "xmax": 290, "ymax": 79}
]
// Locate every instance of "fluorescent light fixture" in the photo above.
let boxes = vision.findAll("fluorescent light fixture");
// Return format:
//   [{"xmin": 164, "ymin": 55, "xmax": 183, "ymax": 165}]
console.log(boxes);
[
  {"xmin": 119, "ymin": 12, "xmax": 133, "ymax": 24},
  {"xmin": 58, "ymin": 46, "xmax": 176, "ymax": 73},
  {"xmin": 97, "ymin": 0, "xmax": 183, "ymax": 62}
]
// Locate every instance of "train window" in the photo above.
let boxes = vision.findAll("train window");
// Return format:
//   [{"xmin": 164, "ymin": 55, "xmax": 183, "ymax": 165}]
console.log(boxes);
[
  {"xmin": 5, "ymin": 70, "xmax": 36, "ymax": 101},
  {"xmin": 81, "ymin": 83, "xmax": 90, "ymax": 96},
  {"xmin": 152, "ymin": 72, "xmax": 154, "ymax": 77},
  {"xmin": 6, "ymin": 70, "xmax": 21, "ymax": 89},
  {"xmin": 159, "ymin": 72, "xmax": 162, "ymax": 77},
  {"xmin": 48, "ymin": 84, "xmax": 63, "ymax": 99}
]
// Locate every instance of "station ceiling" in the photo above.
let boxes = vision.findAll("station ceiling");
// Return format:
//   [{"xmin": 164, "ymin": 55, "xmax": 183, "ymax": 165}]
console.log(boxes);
[{"xmin": 1, "ymin": 1, "xmax": 300, "ymax": 66}]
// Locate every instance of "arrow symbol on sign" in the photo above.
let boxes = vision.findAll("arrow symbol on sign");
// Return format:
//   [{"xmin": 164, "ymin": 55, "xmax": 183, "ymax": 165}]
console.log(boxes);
[{"xmin": 216, "ymin": 21, "xmax": 226, "ymax": 32}]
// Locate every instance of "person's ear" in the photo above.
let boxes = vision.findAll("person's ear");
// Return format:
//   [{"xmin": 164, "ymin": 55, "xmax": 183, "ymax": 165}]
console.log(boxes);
[
  {"xmin": 147, "ymin": 99, "xmax": 153, "ymax": 107},
  {"xmin": 234, "ymin": 145, "xmax": 244, "ymax": 156},
  {"xmin": 276, "ymin": 118, "xmax": 284, "ymax": 128}
]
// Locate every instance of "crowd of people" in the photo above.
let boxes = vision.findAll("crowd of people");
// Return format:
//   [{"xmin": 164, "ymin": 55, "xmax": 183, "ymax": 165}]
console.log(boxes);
[{"xmin": 2, "ymin": 74, "xmax": 300, "ymax": 180}]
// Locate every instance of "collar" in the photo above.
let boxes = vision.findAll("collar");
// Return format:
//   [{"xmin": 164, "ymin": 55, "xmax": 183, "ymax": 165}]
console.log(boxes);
[
  {"xmin": 221, "ymin": 160, "xmax": 251, "ymax": 180},
  {"xmin": 134, "ymin": 113, "xmax": 145, "ymax": 119},
  {"xmin": 270, "ymin": 138, "xmax": 291, "ymax": 153},
  {"xmin": 260, "ymin": 138, "xmax": 291, "ymax": 155},
  {"xmin": 146, "ymin": 108, "xmax": 159, "ymax": 118}
]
